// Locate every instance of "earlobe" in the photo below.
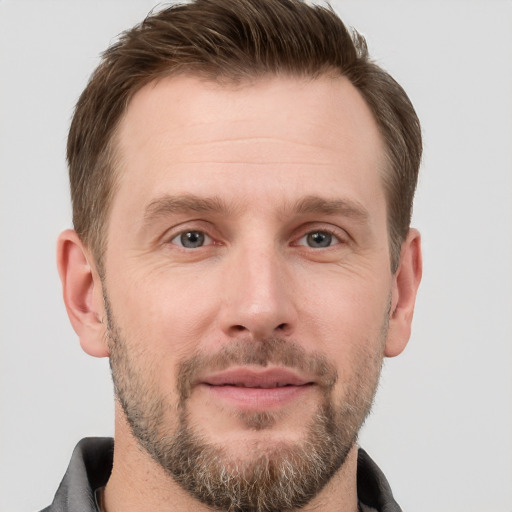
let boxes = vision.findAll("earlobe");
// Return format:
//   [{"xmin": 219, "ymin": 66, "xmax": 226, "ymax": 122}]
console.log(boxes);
[
  {"xmin": 385, "ymin": 228, "xmax": 422, "ymax": 357},
  {"xmin": 56, "ymin": 229, "xmax": 109, "ymax": 358}
]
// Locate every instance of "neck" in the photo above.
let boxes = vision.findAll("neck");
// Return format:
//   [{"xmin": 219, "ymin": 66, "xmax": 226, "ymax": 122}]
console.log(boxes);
[{"xmin": 103, "ymin": 407, "xmax": 360, "ymax": 512}]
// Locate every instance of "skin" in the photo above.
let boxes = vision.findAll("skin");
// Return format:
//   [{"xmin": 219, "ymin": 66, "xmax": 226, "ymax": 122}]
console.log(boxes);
[{"xmin": 57, "ymin": 74, "xmax": 422, "ymax": 512}]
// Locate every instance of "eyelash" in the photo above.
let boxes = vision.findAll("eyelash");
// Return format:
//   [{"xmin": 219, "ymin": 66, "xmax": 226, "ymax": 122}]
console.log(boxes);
[
  {"xmin": 170, "ymin": 230, "xmax": 214, "ymax": 249},
  {"xmin": 166, "ymin": 225, "xmax": 347, "ymax": 250},
  {"xmin": 294, "ymin": 228, "xmax": 345, "ymax": 249}
]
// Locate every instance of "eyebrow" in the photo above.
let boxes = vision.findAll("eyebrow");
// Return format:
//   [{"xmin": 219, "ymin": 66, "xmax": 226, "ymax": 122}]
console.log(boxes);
[
  {"xmin": 142, "ymin": 194, "xmax": 236, "ymax": 226},
  {"xmin": 287, "ymin": 195, "xmax": 369, "ymax": 223},
  {"xmin": 142, "ymin": 193, "xmax": 369, "ymax": 226}
]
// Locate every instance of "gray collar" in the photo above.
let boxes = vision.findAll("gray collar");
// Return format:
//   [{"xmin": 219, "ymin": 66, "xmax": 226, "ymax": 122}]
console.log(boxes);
[{"xmin": 41, "ymin": 437, "xmax": 402, "ymax": 512}]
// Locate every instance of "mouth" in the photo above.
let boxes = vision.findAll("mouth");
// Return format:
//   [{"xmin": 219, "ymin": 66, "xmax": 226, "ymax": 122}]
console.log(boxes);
[{"xmin": 199, "ymin": 367, "xmax": 315, "ymax": 409}]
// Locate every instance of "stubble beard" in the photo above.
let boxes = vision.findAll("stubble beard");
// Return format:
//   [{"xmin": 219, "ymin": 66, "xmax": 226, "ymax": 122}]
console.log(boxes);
[{"xmin": 105, "ymin": 294, "xmax": 386, "ymax": 512}]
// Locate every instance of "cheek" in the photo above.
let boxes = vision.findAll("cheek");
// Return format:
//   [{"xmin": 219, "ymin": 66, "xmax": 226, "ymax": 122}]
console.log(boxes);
[
  {"xmin": 294, "ymin": 266, "xmax": 389, "ymax": 375},
  {"xmin": 296, "ymin": 265, "xmax": 390, "ymax": 333},
  {"xmin": 108, "ymin": 265, "xmax": 223, "ymax": 361}
]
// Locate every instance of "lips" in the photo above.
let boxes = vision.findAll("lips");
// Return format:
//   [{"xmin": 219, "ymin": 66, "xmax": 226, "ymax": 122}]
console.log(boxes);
[
  {"xmin": 199, "ymin": 367, "xmax": 314, "ymax": 409},
  {"xmin": 202, "ymin": 367, "xmax": 312, "ymax": 388}
]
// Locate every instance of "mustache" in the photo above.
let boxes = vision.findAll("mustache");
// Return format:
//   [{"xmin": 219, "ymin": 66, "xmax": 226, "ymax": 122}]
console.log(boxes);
[{"xmin": 177, "ymin": 337, "xmax": 338, "ymax": 401}]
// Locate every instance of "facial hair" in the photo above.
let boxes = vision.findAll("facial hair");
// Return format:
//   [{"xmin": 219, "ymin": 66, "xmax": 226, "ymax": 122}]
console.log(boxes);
[{"xmin": 105, "ymin": 293, "xmax": 386, "ymax": 512}]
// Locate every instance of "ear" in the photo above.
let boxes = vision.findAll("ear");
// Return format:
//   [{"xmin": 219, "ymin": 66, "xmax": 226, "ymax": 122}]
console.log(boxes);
[
  {"xmin": 385, "ymin": 228, "xmax": 422, "ymax": 357},
  {"xmin": 56, "ymin": 229, "xmax": 109, "ymax": 357}
]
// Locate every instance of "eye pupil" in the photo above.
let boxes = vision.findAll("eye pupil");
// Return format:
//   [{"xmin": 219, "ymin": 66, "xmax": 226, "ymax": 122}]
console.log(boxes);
[
  {"xmin": 307, "ymin": 231, "xmax": 332, "ymax": 248},
  {"xmin": 180, "ymin": 231, "xmax": 205, "ymax": 248}
]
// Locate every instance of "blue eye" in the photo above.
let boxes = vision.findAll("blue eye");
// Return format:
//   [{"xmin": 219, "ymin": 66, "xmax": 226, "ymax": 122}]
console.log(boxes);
[
  {"xmin": 298, "ymin": 231, "xmax": 337, "ymax": 248},
  {"xmin": 172, "ymin": 231, "xmax": 211, "ymax": 248}
]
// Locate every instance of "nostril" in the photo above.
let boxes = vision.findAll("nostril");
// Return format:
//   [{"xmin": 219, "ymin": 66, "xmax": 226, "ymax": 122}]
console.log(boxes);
[{"xmin": 276, "ymin": 323, "xmax": 287, "ymax": 330}]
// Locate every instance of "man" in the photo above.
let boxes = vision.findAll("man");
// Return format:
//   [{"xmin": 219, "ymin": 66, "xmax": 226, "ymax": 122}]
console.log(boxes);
[{"xmin": 45, "ymin": 0, "xmax": 422, "ymax": 510}]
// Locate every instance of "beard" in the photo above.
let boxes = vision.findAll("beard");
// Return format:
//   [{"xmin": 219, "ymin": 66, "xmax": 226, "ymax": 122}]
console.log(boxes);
[{"xmin": 105, "ymin": 294, "xmax": 386, "ymax": 512}]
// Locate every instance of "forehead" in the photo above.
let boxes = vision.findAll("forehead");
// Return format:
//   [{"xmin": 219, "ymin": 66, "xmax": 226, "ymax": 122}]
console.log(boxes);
[{"xmin": 111, "ymin": 74, "xmax": 386, "ymax": 222}]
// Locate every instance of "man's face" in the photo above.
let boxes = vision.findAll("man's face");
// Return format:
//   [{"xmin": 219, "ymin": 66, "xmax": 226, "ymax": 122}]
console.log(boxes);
[{"xmin": 102, "ymin": 74, "xmax": 395, "ymax": 509}]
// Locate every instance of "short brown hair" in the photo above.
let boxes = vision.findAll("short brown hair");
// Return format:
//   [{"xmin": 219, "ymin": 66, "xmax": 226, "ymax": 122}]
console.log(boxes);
[{"xmin": 68, "ymin": 0, "xmax": 421, "ymax": 272}]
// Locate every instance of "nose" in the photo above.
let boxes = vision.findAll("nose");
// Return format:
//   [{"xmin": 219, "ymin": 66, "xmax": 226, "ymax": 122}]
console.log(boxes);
[{"xmin": 219, "ymin": 243, "xmax": 297, "ymax": 340}]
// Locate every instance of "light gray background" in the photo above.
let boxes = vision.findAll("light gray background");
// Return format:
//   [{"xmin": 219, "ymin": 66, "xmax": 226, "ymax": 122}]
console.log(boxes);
[{"xmin": 1, "ymin": 1, "xmax": 511, "ymax": 511}]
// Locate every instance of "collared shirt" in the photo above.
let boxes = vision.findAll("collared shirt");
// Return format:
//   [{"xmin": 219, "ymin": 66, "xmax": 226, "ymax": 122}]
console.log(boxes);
[{"xmin": 40, "ymin": 437, "xmax": 402, "ymax": 512}]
